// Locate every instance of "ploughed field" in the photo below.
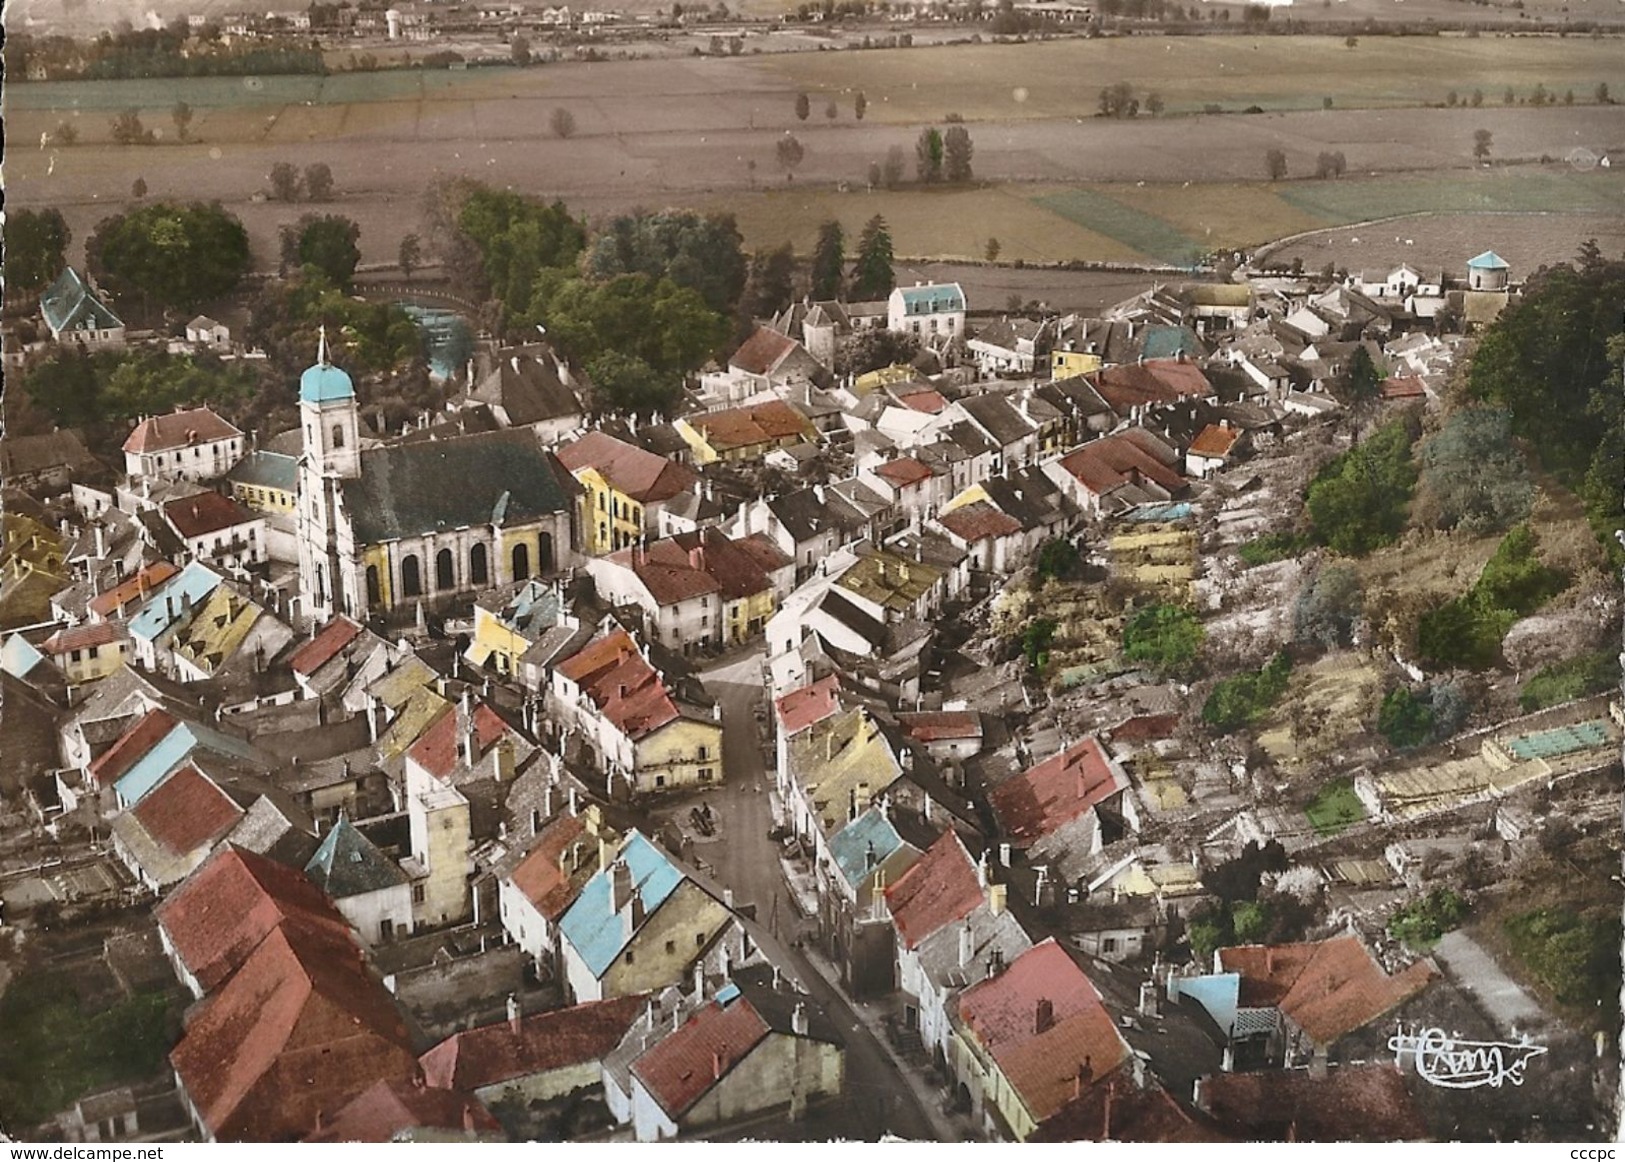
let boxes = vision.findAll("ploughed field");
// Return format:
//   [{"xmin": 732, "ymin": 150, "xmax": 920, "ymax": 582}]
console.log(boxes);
[{"xmin": 7, "ymin": 41, "xmax": 1623, "ymax": 270}]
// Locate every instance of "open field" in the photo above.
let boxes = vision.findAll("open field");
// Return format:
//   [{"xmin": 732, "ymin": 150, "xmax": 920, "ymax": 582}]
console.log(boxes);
[
  {"xmin": 1255, "ymin": 651, "xmax": 1383, "ymax": 773},
  {"xmin": 6, "ymin": 47, "xmax": 1622, "ymax": 272},
  {"xmin": 753, "ymin": 36, "xmax": 1625, "ymax": 121},
  {"xmin": 1267, "ymin": 210, "xmax": 1625, "ymax": 275}
]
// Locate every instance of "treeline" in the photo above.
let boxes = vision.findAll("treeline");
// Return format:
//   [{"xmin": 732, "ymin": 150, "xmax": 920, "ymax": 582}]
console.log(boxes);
[{"xmin": 9, "ymin": 30, "xmax": 324, "ymax": 82}]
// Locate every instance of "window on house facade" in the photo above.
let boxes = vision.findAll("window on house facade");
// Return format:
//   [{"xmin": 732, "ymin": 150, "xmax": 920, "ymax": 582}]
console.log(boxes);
[
  {"xmin": 625, "ymin": 950, "xmax": 635, "ymax": 964},
  {"xmin": 695, "ymin": 933, "xmax": 706, "ymax": 947},
  {"xmin": 412, "ymin": 883, "xmax": 426, "ymax": 904},
  {"xmin": 699, "ymin": 768, "xmax": 713, "ymax": 782},
  {"xmin": 665, "ymin": 940, "xmax": 676, "ymax": 955},
  {"xmin": 655, "ymin": 775, "xmax": 666, "ymax": 787}
]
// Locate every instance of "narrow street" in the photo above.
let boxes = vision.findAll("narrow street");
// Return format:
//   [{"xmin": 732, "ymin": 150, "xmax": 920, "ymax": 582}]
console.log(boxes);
[{"xmin": 693, "ymin": 649, "xmax": 949, "ymax": 1142}]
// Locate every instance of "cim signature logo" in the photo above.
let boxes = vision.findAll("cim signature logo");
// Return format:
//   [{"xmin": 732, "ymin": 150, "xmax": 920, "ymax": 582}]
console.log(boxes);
[{"xmin": 1388, "ymin": 1026, "xmax": 1548, "ymax": 1089}]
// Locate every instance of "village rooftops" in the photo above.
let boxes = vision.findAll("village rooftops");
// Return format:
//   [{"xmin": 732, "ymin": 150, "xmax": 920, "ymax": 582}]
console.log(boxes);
[
  {"xmin": 1087, "ymin": 359, "xmax": 1213, "ymax": 411},
  {"xmin": 556, "ymin": 430, "xmax": 697, "ymax": 503},
  {"xmin": 955, "ymin": 938, "xmax": 1133, "ymax": 1128},
  {"xmin": 1053, "ymin": 431, "xmax": 1186, "ymax": 499},
  {"xmin": 787, "ymin": 706, "xmax": 903, "ymax": 839},
  {"xmin": 1467, "ymin": 250, "xmax": 1510, "ymax": 270},
  {"xmin": 505, "ymin": 809, "xmax": 610, "ymax": 922},
  {"xmin": 305, "ymin": 1079, "xmax": 503, "ymax": 1143},
  {"xmin": 630, "ymin": 992, "xmax": 773, "ymax": 1119},
  {"xmin": 874, "ymin": 456, "xmax": 936, "ymax": 489},
  {"xmin": 1196, "ymin": 1064, "xmax": 1428, "ymax": 1141},
  {"xmin": 289, "ymin": 616, "xmax": 364, "ymax": 678},
  {"xmin": 681, "ymin": 399, "xmax": 817, "ymax": 452},
  {"xmin": 775, "ymin": 674, "xmax": 841, "ymax": 736},
  {"xmin": 42, "ymin": 620, "xmax": 126, "ymax": 657},
  {"xmin": 125, "ymin": 763, "xmax": 244, "ymax": 864},
  {"xmin": 305, "ymin": 814, "xmax": 408, "ymax": 899},
  {"xmin": 729, "ymin": 325, "xmax": 827, "ymax": 383},
  {"xmin": 609, "ymin": 528, "xmax": 783, "ymax": 607},
  {"xmin": 419, "ymin": 994, "xmax": 647, "ymax": 1093},
  {"xmin": 1187, "ymin": 424, "xmax": 1242, "ymax": 459},
  {"xmin": 837, "ymin": 548, "xmax": 944, "ymax": 613},
  {"xmin": 126, "ymin": 561, "xmax": 225, "ymax": 643},
  {"xmin": 342, "ymin": 430, "xmax": 578, "ymax": 545},
  {"xmin": 884, "ymin": 830, "xmax": 983, "ymax": 950},
  {"xmin": 123, "ymin": 406, "xmax": 241, "ymax": 455},
  {"xmin": 1216, "ymin": 934, "xmax": 1437, "ymax": 1048},
  {"xmin": 404, "ymin": 699, "xmax": 511, "ymax": 781},
  {"xmin": 471, "ymin": 349, "xmax": 581, "ymax": 426},
  {"xmin": 828, "ymin": 806, "xmax": 908, "ymax": 895},
  {"xmin": 897, "ymin": 710, "xmax": 983, "ymax": 745},
  {"xmin": 991, "ymin": 736, "xmax": 1130, "ymax": 846},
  {"xmin": 939, "ymin": 501, "xmax": 1024, "ymax": 544},
  {"xmin": 554, "ymin": 630, "xmax": 685, "ymax": 742},
  {"xmin": 226, "ymin": 450, "xmax": 298, "ymax": 493},
  {"xmin": 41, "ymin": 267, "xmax": 124, "ymax": 335},
  {"xmin": 558, "ymin": 831, "xmax": 686, "ymax": 979},
  {"xmin": 894, "ymin": 283, "xmax": 966, "ymax": 316}
]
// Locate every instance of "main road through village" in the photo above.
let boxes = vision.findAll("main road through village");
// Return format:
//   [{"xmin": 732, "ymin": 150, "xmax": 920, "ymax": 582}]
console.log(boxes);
[{"xmin": 680, "ymin": 648, "xmax": 956, "ymax": 1142}]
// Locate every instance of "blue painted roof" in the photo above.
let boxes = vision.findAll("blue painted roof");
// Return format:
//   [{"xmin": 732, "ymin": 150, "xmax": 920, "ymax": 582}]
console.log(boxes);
[
  {"xmin": 828, "ymin": 807, "xmax": 905, "ymax": 892},
  {"xmin": 1124, "ymin": 501, "xmax": 1193, "ymax": 523},
  {"xmin": 1467, "ymin": 250, "xmax": 1509, "ymax": 270},
  {"xmin": 495, "ymin": 580, "xmax": 563, "ymax": 637},
  {"xmin": 1173, "ymin": 972, "xmax": 1241, "ymax": 1036},
  {"xmin": 1, "ymin": 634, "xmax": 46, "ymax": 679},
  {"xmin": 897, "ymin": 283, "xmax": 965, "ymax": 316},
  {"xmin": 558, "ymin": 831, "xmax": 685, "ymax": 979},
  {"xmin": 126, "ymin": 563, "xmax": 223, "ymax": 644},
  {"xmin": 115, "ymin": 719, "xmax": 267, "ymax": 806},
  {"xmin": 1140, "ymin": 325, "xmax": 1201, "ymax": 361},
  {"xmin": 300, "ymin": 361, "xmax": 355, "ymax": 404},
  {"xmin": 714, "ymin": 982, "xmax": 741, "ymax": 1004}
]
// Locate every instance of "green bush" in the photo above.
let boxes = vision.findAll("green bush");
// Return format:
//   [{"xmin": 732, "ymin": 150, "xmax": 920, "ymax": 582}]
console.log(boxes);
[
  {"xmin": 1238, "ymin": 530, "xmax": 1308, "ymax": 567},
  {"xmin": 1020, "ymin": 618, "xmax": 1056, "ymax": 672},
  {"xmin": 1306, "ymin": 417, "xmax": 1419, "ymax": 555},
  {"xmin": 1035, "ymin": 537, "xmax": 1080, "ymax": 583},
  {"xmin": 1387, "ymin": 888, "xmax": 1468, "ymax": 949},
  {"xmin": 1504, "ymin": 907, "xmax": 1623, "ymax": 1007},
  {"xmin": 1202, "ymin": 652, "xmax": 1292, "ymax": 734},
  {"xmin": 1293, "ymin": 562, "xmax": 1363, "ymax": 649},
  {"xmin": 1519, "ymin": 650, "xmax": 1619, "ymax": 712},
  {"xmin": 1122, "ymin": 604, "xmax": 1204, "ymax": 679},
  {"xmin": 1417, "ymin": 525, "xmax": 1569, "ymax": 670}
]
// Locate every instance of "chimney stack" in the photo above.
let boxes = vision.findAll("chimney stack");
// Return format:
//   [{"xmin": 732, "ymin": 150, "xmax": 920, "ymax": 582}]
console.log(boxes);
[
  {"xmin": 693, "ymin": 960, "xmax": 706, "ymax": 1002},
  {"xmin": 1035, "ymin": 997, "xmax": 1055, "ymax": 1034},
  {"xmin": 791, "ymin": 1002, "xmax": 809, "ymax": 1036},
  {"xmin": 610, "ymin": 859, "xmax": 633, "ymax": 914},
  {"xmin": 1192, "ymin": 1076, "xmax": 1210, "ymax": 1114},
  {"xmin": 989, "ymin": 883, "xmax": 1007, "ymax": 916},
  {"xmin": 958, "ymin": 923, "xmax": 974, "ymax": 969},
  {"xmin": 506, "ymin": 993, "xmax": 521, "ymax": 1036}
]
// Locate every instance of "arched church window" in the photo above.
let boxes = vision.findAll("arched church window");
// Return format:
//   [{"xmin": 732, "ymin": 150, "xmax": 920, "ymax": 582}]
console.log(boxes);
[
  {"xmin": 436, "ymin": 548, "xmax": 455, "ymax": 591},
  {"xmin": 470, "ymin": 543, "xmax": 489, "ymax": 586},
  {"xmin": 402, "ymin": 555, "xmax": 422, "ymax": 598}
]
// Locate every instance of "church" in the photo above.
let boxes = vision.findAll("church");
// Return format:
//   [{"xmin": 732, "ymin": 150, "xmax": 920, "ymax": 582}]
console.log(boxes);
[{"xmin": 295, "ymin": 331, "xmax": 582, "ymax": 625}]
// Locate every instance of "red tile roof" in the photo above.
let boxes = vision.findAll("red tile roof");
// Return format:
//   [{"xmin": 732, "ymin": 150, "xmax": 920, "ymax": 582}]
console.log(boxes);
[
  {"xmin": 608, "ymin": 528, "xmax": 777, "ymax": 607},
  {"xmin": 1088, "ymin": 360, "xmax": 1212, "ymax": 411},
  {"xmin": 875, "ymin": 457, "xmax": 934, "ymax": 488},
  {"xmin": 1219, "ymin": 935, "xmax": 1437, "ymax": 1047},
  {"xmin": 1198, "ymin": 1064, "xmax": 1428, "ymax": 1141},
  {"xmin": 42, "ymin": 621, "xmax": 125, "ymax": 655},
  {"xmin": 775, "ymin": 675, "xmax": 841, "ymax": 736},
  {"xmin": 555, "ymin": 631, "xmax": 682, "ymax": 742},
  {"xmin": 735, "ymin": 532, "xmax": 794, "ymax": 576},
  {"xmin": 556, "ymin": 431, "xmax": 697, "ymax": 503},
  {"xmin": 630, "ymin": 997, "xmax": 772, "ymax": 1119},
  {"xmin": 123, "ymin": 407, "xmax": 242, "ymax": 455},
  {"xmin": 897, "ymin": 710, "xmax": 983, "ymax": 744},
  {"xmin": 1381, "ymin": 375, "xmax": 1428, "ymax": 400},
  {"xmin": 1187, "ymin": 424, "xmax": 1241, "ymax": 459},
  {"xmin": 89, "ymin": 708, "xmax": 179, "ymax": 789},
  {"xmin": 169, "ymin": 922, "xmax": 417, "ymax": 1141},
  {"xmin": 729, "ymin": 326, "xmax": 798, "ymax": 376},
  {"xmin": 685, "ymin": 400, "xmax": 814, "ymax": 452},
  {"xmin": 883, "ymin": 830, "xmax": 983, "ymax": 950},
  {"xmin": 306, "ymin": 1079, "xmax": 503, "ymax": 1143},
  {"xmin": 156, "ymin": 845, "xmax": 358, "ymax": 993},
  {"xmin": 939, "ymin": 501, "xmax": 1024, "ymax": 544},
  {"xmin": 405, "ymin": 701, "xmax": 510, "ymax": 780},
  {"xmin": 88, "ymin": 561, "xmax": 180, "ymax": 619},
  {"xmin": 1054, "ymin": 434, "xmax": 1186, "ymax": 499},
  {"xmin": 130, "ymin": 764, "xmax": 244, "ymax": 857},
  {"xmin": 164, "ymin": 491, "xmax": 257, "ymax": 540},
  {"xmin": 1106, "ymin": 714, "xmax": 1181, "ymax": 744},
  {"xmin": 990, "ymin": 736, "xmax": 1127, "ymax": 845},
  {"xmin": 288, "ymin": 617, "xmax": 363, "ymax": 678},
  {"xmin": 897, "ymin": 389, "xmax": 949, "ymax": 414},
  {"xmin": 420, "ymin": 995, "xmax": 647, "ymax": 1092},
  {"xmin": 1031, "ymin": 1077, "xmax": 1231, "ymax": 1143},
  {"xmin": 956, "ymin": 939, "xmax": 1131, "ymax": 1127},
  {"xmin": 506, "ymin": 812, "xmax": 592, "ymax": 920}
]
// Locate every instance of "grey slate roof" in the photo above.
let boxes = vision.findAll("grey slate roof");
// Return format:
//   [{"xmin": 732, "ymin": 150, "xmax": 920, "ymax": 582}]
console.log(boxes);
[
  {"xmin": 226, "ymin": 451, "xmax": 298, "ymax": 492},
  {"xmin": 472, "ymin": 350, "xmax": 583, "ymax": 427},
  {"xmin": 305, "ymin": 813, "xmax": 409, "ymax": 897},
  {"xmin": 341, "ymin": 429, "xmax": 578, "ymax": 545},
  {"xmin": 41, "ymin": 268, "xmax": 123, "ymax": 335}
]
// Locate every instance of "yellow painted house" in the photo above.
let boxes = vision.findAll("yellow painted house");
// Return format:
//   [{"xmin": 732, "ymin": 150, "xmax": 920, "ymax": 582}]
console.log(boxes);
[
  {"xmin": 466, "ymin": 578, "xmax": 577, "ymax": 680},
  {"xmin": 226, "ymin": 451, "xmax": 298, "ymax": 515},
  {"xmin": 1051, "ymin": 348, "xmax": 1104, "ymax": 379},
  {"xmin": 40, "ymin": 622, "xmax": 129, "ymax": 686},
  {"xmin": 556, "ymin": 431, "xmax": 698, "ymax": 556},
  {"xmin": 674, "ymin": 400, "xmax": 817, "ymax": 466}
]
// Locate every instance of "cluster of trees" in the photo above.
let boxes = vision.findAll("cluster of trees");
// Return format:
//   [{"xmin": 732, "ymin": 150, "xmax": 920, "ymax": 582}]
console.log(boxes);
[
  {"xmin": 837, "ymin": 328, "xmax": 920, "ymax": 377},
  {"xmin": 1186, "ymin": 840, "xmax": 1318, "ymax": 961},
  {"xmin": 1416, "ymin": 524, "xmax": 1569, "ymax": 670},
  {"xmin": 1202, "ymin": 652, "xmax": 1291, "ymax": 734},
  {"xmin": 21, "ymin": 347, "xmax": 258, "ymax": 435},
  {"xmin": 110, "ymin": 108, "xmax": 156, "ymax": 145},
  {"xmin": 280, "ymin": 214, "xmax": 363, "ymax": 288},
  {"xmin": 1387, "ymin": 889, "xmax": 1468, "ymax": 950},
  {"xmin": 269, "ymin": 161, "xmax": 337, "ymax": 203},
  {"xmin": 1305, "ymin": 415, "xmax": 1419, "ymax": 555},
  {"xmin": 808, "ymin": 216, "xmax": 897, "ymax": 303},
  {"xmin": 1314, "ymin": 150, "xmax": 1348, "ymax": 179},
  {"xmin": 914, "ymin": 126, "xmax": 974, "ymax": 183},
  {"xmin": 1122, "ymin": 603, "xmax": 1204, "ymax": 679},
  {"xmin": 1293, "ymin": 563, "xmax": 1363, "ymax": 650},
  {"xmin": 1413, "ymin": 407, "xmax": 1533, "ymax": 534},
  {"xmin": 1504, "ymin": 905, "xmax": 1622, "ymax": 1009},
  {"xmin": 1097, "ymin": 82, "xmax": 1164, "ymax": 118},
  {"xmin": 584, "ymin": 211, "xmax": 748, "ymax": 316},
  {"xmin": 10, "ymin": 26, "xmax": 324, "ymax": 81},
  {"xmin": 865, "ymin": 146, "xmax": 909, "ymax": 191},
  {"xmin": 5, "ymin": 209, "xmax": 72, "ymax": 294},
  {"xmin": 1376, "ymin": 682, "xmax": 1468, "ymax": 749},
  {"xmin": 86, "ymin": 201, "xmax": 252, "ymax": 318},
  {"xmin": 248, "ymin": 271, "xmax": 423, "ymax": 382},
  {"xmin": 1466, "ymin": 243, "xmax": 1624, "ymax": 562}
]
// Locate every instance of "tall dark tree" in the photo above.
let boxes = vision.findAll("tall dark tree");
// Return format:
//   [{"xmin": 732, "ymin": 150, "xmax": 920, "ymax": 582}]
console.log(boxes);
[
  {"xmin": 281, "ymin": 214, "xmax": 362, "ymax": 288},
  {"xmin": 171, "ymin": 100, "xmax": 193, "ymax": 141},
  {"xmin": 1265, "ymin": 148, "xmax": 1288, "ymax": 180},
  {"xmin": 1473, "ymin": 128, "xmax": 1493, "ymax": 160},
  {"xmin": 881, "ymin": 145, "xmax": 907, "ymax": 189},
  {"xmin": 269, "ymin": 161, "xmax": 301, "ymax": 202},
  {"xmin": 86, "ymin": 201, "xmax": 251, "ymax": 317},
  {"xmin": 110, "ymin": 108, "xmax": 153, "ymax": 145},
  {"xmin": 794, "ymin": 92, "xmax": 810, "ymax": 121},
  {"xmin": 915, "ymin": 127, "xmax": 943, "ymax": 183},
  {"xmin": 398, "ymin": 233, "xmax": 423, "ymax": 282},
  {"xmin": 776, "ymin": 133, "xmax": 805, "ymax": 181},
  {"xmin": 850, "ymin": 215, "xmax": 895, "ymax": 301},
  {"xmin": 1334, "ymin": 343, "xmax": 1382, "ymax": 437},
  {"xmin": 742, "ymin": 243, "xmax": 797, "ymax": 321},
  {"xmin": 304, "ymin": 162, "xmax": 335, "ymax": 202},
  {"xmin": 4, "ymin": 208, "xmax": 72, "ymax": 292},
  {"xmin": 943, "ymin": 125, "xmax": 974, "ymax": 182},
  {"xmin": 810, "ymin": 221, "xmax": 846, "ymax": 301},
  {"xmin": 854, "ymin": 90, "xmax": 867, "ymax": 120}
]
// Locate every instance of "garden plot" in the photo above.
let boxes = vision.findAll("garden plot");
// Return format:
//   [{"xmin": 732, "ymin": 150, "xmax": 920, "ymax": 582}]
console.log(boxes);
[{"xmin": 1254, "ymin": 650, "xmax": 1384, "ymax": 774}]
